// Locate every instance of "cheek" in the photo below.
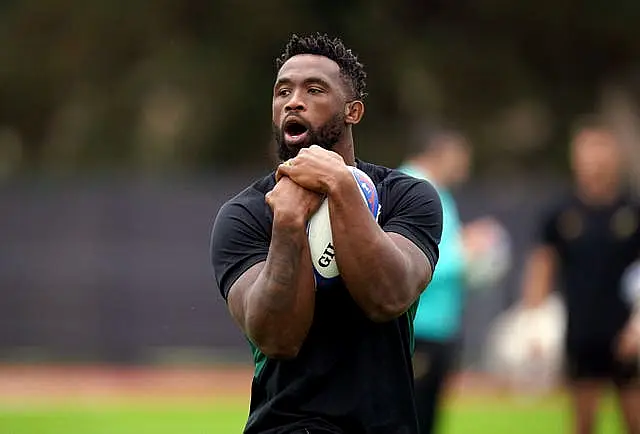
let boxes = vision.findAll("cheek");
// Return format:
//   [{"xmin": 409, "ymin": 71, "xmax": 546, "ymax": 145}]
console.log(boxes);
[
  {"xmin": 272, "ymin": 102, "xmax": 282, "ymax": 122},
  {"xmin": 317, "ymin": 103, "xmax": 342, "ymax": 124}
]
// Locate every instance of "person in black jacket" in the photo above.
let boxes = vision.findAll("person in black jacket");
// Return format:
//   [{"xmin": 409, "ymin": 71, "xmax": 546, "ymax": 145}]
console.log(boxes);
[{"xmin": 520, "ymin": 115, "xmax": 640, "ymax": 434}]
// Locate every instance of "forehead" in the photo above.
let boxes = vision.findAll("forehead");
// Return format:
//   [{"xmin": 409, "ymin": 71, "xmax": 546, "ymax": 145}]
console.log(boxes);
[{"xmin": 276, "ymin": 54, "xmax": 342, "ymax": 85}]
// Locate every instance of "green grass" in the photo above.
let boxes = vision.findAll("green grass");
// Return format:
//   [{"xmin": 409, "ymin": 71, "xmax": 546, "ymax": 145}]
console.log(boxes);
[
  {"xmin": 0, "ymin": 396, "xmax": 624, "ymax": 434},
  {"xmin": 0, "ymin": 401, "xmax": 246, "ymax": 434}
]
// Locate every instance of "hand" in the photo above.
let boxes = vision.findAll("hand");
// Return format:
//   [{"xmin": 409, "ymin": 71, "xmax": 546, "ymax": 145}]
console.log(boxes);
[
  {"xmin": 616, "ymin": 323, "xmax": 640, "ymax": 362},
  {"xmin": 276, "ymin": 145, "xmax": 350, "ymax": 194},
  {"xmin": 265, "ymin": 176, "xmax": 323, "ymax": 224}
]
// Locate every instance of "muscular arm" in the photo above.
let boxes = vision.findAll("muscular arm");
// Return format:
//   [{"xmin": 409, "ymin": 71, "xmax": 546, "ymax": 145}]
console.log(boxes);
[
  {"xmin": 227, "ymin": 213, "xmax": 315, "ymax": 359},
  {"xmin": 521, "ymin": 245, "xmax": 557, "ymax": 308},
  {"xmin": 520, "ymin": 206, "xmax": 560, "ymax": 308},
  {"xmin": 327, "ymin": 170, "xmax": 436, "ymax": 322}
]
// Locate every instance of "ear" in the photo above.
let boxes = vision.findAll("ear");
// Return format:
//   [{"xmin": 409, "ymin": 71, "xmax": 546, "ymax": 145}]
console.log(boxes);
[{"xmin": 345, "ymin": 100, "xmax": 364, "ymax": 125}]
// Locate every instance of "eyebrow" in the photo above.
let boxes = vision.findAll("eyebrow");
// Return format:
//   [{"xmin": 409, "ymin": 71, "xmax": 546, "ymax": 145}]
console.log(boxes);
[{"xmin": 274, "ymin": 76, "xmax": 333, "ymax": 89}]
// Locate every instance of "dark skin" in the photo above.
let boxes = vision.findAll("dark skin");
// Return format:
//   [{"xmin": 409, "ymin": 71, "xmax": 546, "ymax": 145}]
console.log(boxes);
[
  {"xmin": 277, "ymin": 145, "xmax": 432, "ymax": 322},
  {"xmin": 226, "ymin": 175, "xmax": 322, "ymax": 360},
  {"xmin": 226, "ymin": 54, "xmax": 432, "ymax": 360}
]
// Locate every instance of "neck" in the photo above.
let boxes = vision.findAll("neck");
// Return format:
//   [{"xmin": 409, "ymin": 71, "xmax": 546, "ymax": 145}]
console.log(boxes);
[
  {"xmin": 577, "ymin": 179, "xmax": 621, "ymax": 206},
  {"xmin": 333, "ymin": 131, "xmax": 356, "ymax": 166}
]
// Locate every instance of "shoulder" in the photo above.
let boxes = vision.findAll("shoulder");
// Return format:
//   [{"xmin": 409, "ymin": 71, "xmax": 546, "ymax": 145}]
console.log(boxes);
[
  {"xmin": 212, "ymin": 172, "xmax": 275, "ymax": 235},
  {"xmin": 216, "ymin": 172, "xmax": 275, "ymax": 217},
  {"xmin": 356, "ymin": 159, "xmax": 439, "ymax": 202},
  {"xmin": 358, "ymin": 161, "xmax": 442, "ymax": 269}
]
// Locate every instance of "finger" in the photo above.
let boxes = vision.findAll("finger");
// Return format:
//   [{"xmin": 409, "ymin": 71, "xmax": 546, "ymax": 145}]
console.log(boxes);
[
  {"xmin": 309, "ymin": 145, "xmax": 331, "ymax": 158},
  {"xmin": 277, "ymin": 164, "xmax": 292, "ymax": 181},
  {"xmin": 276, "ymin": 159, "xmax": 294, "ymax": 181},
  {"xmin": 308, "ymin": 144, "xmax": 324, "ymax": 153}
]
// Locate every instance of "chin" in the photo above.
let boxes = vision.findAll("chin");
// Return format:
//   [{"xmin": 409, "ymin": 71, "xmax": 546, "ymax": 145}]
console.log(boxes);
[{"xmin": 286, "ymin": 142, "xmax": 313, "ymax": 155}]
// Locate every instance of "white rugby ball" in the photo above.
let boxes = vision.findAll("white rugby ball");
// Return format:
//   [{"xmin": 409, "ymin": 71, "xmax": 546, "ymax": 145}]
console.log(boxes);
[
  {"xmin": 484, "ymin": 294, "xmax": 566, "ymax": 395},
  {"xmin": 307, "ymin": 166, "xmax": 380, "ymax": 289},
  {"xmin": 307, "ymin": 198, "xmax": 338, "ymax": 280}
]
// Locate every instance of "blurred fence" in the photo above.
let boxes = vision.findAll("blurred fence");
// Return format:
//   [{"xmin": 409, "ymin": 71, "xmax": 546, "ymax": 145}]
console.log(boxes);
[{"xmin": 0, "ymin": 171, "xmax": 568, "ymax": 368}]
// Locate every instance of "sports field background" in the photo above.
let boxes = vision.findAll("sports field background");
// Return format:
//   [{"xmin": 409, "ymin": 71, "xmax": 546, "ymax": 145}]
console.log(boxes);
[{"xmin": 0, "ymin": 365, "xmax": 624, "ymax": 434}]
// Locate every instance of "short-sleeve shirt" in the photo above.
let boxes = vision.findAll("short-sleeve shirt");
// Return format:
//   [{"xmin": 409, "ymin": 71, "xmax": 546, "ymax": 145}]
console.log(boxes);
[
  {"xmin": 539, "ymin": 192, "xmax": 640, "ymax": 344},
  {"xmin": 210, "ymin": 159, "xmax": 443, "ymax": 434},
  {"xmin": 398, "ymin": 163, "xmax": 466, "ymax": 342}
]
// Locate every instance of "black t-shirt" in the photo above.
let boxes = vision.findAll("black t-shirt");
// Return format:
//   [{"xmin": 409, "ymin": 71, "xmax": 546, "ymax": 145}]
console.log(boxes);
[
  {"xmin": 210, "ymin": 159, "xmax": 443, "ymax": 434},
  {"xmin": 539, "ymin": 192, "xmax": 640, "ymax": 344}
]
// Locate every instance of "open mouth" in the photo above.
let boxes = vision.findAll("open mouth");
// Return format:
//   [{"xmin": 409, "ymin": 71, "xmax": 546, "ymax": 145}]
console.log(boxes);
[{"xmin": 283, "ymin": 119, "xmax": 309, "ymax": 144}]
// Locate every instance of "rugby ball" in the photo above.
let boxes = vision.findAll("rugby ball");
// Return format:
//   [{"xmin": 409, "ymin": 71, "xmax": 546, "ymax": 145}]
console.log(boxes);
[
  {"xmin": 621, "ymin": 261, "xmax": 640, "ymax": 364},
  {"xmin": 484, "ymin": 294, "xmax": 566, "ymax": 396},
  {"xmin": 621, "ymin": 260, "xmax": 640, "ymax": 308},
  {"xmin": 307, "ymin": 166, "xmax": 380, "ymax": 289}
]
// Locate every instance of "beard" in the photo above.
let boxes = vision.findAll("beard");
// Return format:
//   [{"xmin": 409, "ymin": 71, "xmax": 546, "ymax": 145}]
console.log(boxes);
[{"xmin": 273, "ymin": 112, "xmax": 346, "ymax": 161}]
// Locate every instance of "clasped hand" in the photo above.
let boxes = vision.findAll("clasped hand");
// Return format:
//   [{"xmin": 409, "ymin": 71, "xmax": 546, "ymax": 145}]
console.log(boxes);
[
  {"xmin": 276, "ymin": 145, "xmax": 350, "ymax": 193},
  {"xmin": 266, "ymin": 146, "xmax": 350, "ymax": 223}
]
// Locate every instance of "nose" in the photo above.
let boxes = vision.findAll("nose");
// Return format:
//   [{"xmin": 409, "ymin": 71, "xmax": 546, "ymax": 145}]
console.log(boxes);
[{"xmin": 285, "ymin": 90, "xmax": 306, "ymax": 112}]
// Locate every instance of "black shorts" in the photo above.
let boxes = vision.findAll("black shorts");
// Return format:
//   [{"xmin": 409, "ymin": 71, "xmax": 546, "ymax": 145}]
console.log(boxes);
[
  {"xmin": 412, "ymin": 339, "xmax": 456, "ymax": 381},
  {"xmin": 565, "ymin": 340, "xmax": 639, "ymax": 388}
]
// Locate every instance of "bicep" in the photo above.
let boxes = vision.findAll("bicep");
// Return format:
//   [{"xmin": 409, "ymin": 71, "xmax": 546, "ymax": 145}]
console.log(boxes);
[
  {"xmin": 210, "ymin": 201, "xmax": 269, "ymax": 300},
  {"xmin": 227, "ymin": 261, "xmax": 265, "ymax": 331},
  {"xmin": 532, "ymin": 244, "xmax": 557, "ymax": 272},
  {"xmin": 388, "ymin": 232, "xmax": 432, "ymax": 294},
  {"xmin": 382, "ymin": 178, "xmax": 443, "ymax": 274},
  {"xmin": 525, "ymin": 244, "xmax": 557, "ymax": 286},
  {"xmin": 382, "ymin": 177, "xmax": 443, "ymax": 295},
  {"xmin": 528, "ymin": 205, "xmax": 561, "ymax": 277}
]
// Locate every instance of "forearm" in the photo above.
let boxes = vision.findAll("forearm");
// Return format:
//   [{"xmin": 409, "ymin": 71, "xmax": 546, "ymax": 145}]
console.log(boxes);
[
  {"xmin": 245, "ymin": 215, "xmax": 315, "ymax": 358},
  {"xmin": 522, "ymin": 280, "xmax": 549, "ymax": 309},
  {"xmin": 328, "ymin": 174, "xmax": 414, "ymax": 321},
  {"xmin": 521, "ymin": 247, "xmax": 555, "ymax": 309}
]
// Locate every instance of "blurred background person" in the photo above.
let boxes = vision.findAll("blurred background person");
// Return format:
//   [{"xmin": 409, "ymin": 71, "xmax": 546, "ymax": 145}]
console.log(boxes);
[
  {"xmin": 518, "ymin": 115, "xmax": 640, "ymax": 434},
  {"xmin": 399, "ymin": 125, "xmax": 512, "ymax": 434}
]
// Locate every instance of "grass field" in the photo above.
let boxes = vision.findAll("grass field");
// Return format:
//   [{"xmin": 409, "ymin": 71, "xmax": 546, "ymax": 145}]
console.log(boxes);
[{"xmin": 0, "ymin": 366, "xmax": 626, "ymax": 434}]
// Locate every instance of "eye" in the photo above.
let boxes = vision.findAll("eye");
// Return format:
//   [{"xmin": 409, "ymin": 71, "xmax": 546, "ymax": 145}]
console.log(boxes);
[
  {"xmin": 277, "ymin": 88, "xmax": 291, "ymax": 97},
  {"xmin": 308, "ymin": 87, "xmax": 323, "ymax": 95}
]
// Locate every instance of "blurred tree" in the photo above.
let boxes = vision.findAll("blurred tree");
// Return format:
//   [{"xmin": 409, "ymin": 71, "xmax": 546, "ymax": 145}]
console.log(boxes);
[{"xmin": 1, "ymin": 0, "xmax": 640, "ymax": 176}]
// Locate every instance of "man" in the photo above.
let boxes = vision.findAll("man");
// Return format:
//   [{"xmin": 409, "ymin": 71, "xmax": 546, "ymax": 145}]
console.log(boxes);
[
  {"xmin": 398, "ymin": 127, "xmax": 495, "ymax": 434},
  {"xmin": 210, "ymin": 33, "xmax": 443, "ymax": 434},
  {"xmin": 520, "ymin": 115, "xmax": 640, "ymax": 434}
]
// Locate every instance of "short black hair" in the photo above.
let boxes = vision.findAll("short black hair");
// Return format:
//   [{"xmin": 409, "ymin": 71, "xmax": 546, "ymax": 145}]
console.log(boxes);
[
  {"xmin": 570, "ymin": 113, "xmax": 611, "ymax": 138},
  {"xmin": 275, "ymin": 33, "xmax": 367, "ymax": 101}
]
